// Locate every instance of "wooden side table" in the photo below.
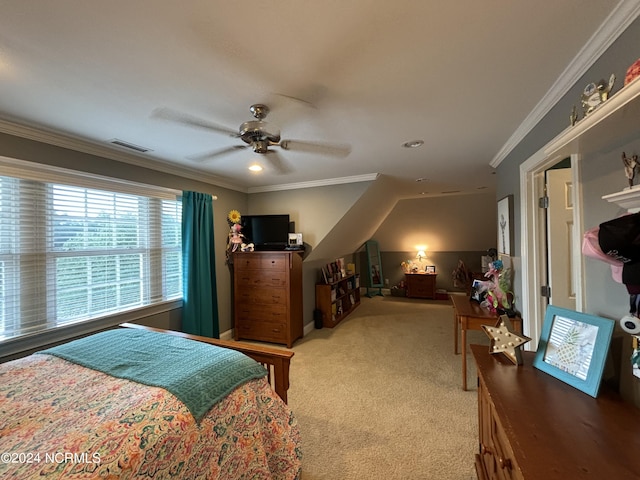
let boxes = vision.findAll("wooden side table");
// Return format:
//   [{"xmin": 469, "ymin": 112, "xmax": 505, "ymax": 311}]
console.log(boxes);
[
  {"xmin": 450, "ymin": 294, "xmax": 522, "ymax": 390},
  {"xmin": 405, "ymin": 273, "xmax": 437, "ymax": 299}
]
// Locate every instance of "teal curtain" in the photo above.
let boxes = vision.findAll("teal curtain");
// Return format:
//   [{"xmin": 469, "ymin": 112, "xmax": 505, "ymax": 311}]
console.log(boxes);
[{"xmin": 181, "ymin": 191, "xmax": 219, "ymax": 338}]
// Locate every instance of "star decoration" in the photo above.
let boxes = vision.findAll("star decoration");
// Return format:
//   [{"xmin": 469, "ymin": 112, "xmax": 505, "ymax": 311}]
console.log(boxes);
[{"xmin": 482, "ymin": 315, "xmax": 531, "ymax": 365}]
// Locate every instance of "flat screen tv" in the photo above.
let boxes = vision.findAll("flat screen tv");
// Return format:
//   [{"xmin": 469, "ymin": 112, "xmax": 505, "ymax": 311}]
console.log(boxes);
[{"xmin": 241, "ymin": 214, "xmax": 291, "ymax": 250}]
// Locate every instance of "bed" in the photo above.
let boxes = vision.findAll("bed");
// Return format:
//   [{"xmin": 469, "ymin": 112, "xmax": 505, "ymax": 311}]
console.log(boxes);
[{"xmin": 0, "ymin": 323, "xmax": 301, "ymax": 479}]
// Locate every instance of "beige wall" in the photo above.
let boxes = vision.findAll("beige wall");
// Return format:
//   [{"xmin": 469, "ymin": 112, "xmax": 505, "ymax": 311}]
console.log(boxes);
[
  {"xmin": 372, "ymin": 193, "xmax": 497, "ymax": 252},
  {"xmin": 247, "ymin": 181, "xmax": 371, "ymax": 249}
]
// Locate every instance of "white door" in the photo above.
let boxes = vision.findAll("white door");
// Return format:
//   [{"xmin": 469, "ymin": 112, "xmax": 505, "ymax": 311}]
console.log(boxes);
[{"xmin": 546, "ymin": 167, "xmax": 576, "ymax": 310}]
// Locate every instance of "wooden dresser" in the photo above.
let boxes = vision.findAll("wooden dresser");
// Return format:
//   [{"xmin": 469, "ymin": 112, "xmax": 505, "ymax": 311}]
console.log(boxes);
[
  {"xmin": 471, "ymin": 344, "xmax": 640, "ymax": 480},
  {"xmin": 233, "ymin": 251, "xmax": 303, "ymax": 348},
  {"xmin": 405, "ymin": 273, "xmax": 437, "ymax": 299}
]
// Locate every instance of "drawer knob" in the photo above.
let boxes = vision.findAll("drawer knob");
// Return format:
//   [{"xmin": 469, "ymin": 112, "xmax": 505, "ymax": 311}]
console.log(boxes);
[{"xmin": 498, "ymin": 456, "xmax": 512, "ymax": 470}]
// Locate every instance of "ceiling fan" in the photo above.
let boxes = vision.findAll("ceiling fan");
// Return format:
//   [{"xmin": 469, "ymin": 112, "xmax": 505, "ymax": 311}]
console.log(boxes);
[{"xmin": 152, "ymin": 104, "xmax": 351, "ymax": 173}]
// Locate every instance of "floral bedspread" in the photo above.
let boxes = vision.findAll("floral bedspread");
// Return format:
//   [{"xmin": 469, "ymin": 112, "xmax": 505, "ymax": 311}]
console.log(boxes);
[{"xmin": 0, "ymin": 354, "xmax": 301, "ymax": 479}]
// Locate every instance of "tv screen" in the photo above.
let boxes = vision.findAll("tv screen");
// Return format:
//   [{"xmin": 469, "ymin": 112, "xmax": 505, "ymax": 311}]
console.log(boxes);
[{"xmin": 241, "ymin": 214, "xmax": 290, "ymax": 250}]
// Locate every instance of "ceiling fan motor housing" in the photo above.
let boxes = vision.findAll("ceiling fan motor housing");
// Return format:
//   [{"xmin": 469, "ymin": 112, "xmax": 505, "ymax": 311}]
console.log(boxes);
[{"xmin": 239, "ymin": 120, "xmax": 281, "ymax": 146}]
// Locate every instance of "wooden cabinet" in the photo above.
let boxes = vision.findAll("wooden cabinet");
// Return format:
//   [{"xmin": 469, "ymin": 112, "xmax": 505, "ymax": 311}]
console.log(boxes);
[
  {"xmin": 315, "ymin": 274, "xmax": 360, "ymax": 328},
  {"xmin": 233, "ymin": 251, "xmax": 303, "ymax": 348},
  {"xmin": 472, "ymin": 344, "xmax": 640, "ymax": 480},
  {"xmin": 405, "ymin": 273, "xmax": 437, "ymax": 299}
]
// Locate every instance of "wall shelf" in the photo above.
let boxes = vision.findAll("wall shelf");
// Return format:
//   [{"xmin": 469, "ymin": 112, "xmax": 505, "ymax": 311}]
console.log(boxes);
[
  {"xmin": 545, "ymin": 77, "xmax": 640, "ymax": 160},
  {"xmin": 602, "ymin": 185, "xmax": 640, "ymax": 212}
]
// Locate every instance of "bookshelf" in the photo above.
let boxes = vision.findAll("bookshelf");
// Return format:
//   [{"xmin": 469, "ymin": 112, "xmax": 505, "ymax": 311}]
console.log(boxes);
[{"xmin": 315, "ymin": 273, "xmax": 360, "ymax": 328}]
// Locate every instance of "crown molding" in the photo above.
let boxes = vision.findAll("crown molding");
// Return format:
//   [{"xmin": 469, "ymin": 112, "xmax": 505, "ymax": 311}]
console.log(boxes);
[
  {"xmin": 0, "ymin": 117, "xmax": 379, "ymax": 195},
  {"xmin": 247, "ymin": 173, "xmax": 379, "ymax": 193},
  {"xmin": 491, "ymin": 0, "xmax": 640, "ymax": 168},
  {"xmin": 0, "ymin": 117, "xmax": 247, "ymax": 193}
]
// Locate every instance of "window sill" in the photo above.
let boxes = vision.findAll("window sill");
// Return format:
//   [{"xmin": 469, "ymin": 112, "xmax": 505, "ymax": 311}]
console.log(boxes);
[{"xmin": 0, "ymin": 299, "xmax": 183, "ymax": 362}]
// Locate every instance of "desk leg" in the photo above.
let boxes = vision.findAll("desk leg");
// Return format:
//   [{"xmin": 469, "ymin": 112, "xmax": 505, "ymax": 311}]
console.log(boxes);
[
  {"xmin": 454, "ymin": 310, "xmax": 459, "ymax": 354},
  {"xmin": 461, "ymin": 320, "xmax": 467, "ymax": 391}
]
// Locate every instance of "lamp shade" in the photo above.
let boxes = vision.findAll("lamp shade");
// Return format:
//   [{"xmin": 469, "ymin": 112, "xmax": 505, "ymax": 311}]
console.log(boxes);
[{"xmin": 416, "ymin": 250, "xmax": 426, "ymax": 260}]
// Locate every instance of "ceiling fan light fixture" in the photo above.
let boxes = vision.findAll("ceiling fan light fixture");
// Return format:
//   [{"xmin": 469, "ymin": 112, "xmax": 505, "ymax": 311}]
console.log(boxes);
[
  {"xmin": 248, "ymin": 164, "xmax": 263, "ymax": 172},
  {"xmin": 403, "ymin": 140, "xmax": 424, "ymax": 148}
]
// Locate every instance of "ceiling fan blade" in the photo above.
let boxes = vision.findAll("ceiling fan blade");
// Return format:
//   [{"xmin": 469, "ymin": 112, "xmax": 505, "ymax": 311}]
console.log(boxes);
[
  {"xmin": 187, "ymin": 145, "xmax": 248, "ymax": 162},
  {"xmin": 151, "ymin": 107, "xmax": 239, "ymax": 137},
  {"xmin": 265, "ymin": 150, "xmax": 292, "ymax": 174},
  {"xmin": 279, "ymin": 139, "xmax": 351, "ymax": 157}
]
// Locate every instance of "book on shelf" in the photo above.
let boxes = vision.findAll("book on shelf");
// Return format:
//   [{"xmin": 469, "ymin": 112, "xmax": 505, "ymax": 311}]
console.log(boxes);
[
  {"xmin": 320, "ymin": 266, "xmax": 329, "ymax": 284},
  {"xmin": 319, "ymin": 258, "xmax": 356, "ymax": 284}
]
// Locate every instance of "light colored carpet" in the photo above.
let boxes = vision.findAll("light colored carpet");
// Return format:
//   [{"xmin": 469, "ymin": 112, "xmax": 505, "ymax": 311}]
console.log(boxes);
[{"xmin": 288, "ymin": 295, "xmax": 489, "ymax": 480}]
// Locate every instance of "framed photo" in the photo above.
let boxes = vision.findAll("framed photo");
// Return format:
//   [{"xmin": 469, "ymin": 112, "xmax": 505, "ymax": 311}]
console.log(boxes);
[
  {"xmin": 469, "ymin": 279, "xmax": 486, "ymax": 303},
  {"xmin": 425, "ymin": 265, "xmax": 436, "ymax": 274},
  {"xmin": 497, "ymin": 195, "xmax": 514, "ymax": 256},
  {"xmin": 533, "ymin": 305, "xmax": 614, "ymax": 397}
]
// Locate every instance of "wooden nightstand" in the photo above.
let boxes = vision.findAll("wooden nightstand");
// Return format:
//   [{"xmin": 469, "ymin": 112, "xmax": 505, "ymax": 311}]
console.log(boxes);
[{"xmin": 404, "ymin": 273, "xmax": 437, "ymax": 299}]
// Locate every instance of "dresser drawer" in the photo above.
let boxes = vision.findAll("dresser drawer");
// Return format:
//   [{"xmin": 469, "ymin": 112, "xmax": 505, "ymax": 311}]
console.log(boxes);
[
  {"xmin": 234, "ymin": 254, "xmax": 287, "ymax": 272},
  {"xmin": 236, "ymin": 303, "xmax": 287, "ymax": 321},
  {"xmin": 235, "ymin": 269, "xmax": 288, "ymax": 288},
  {"xmin": 491, "ymin": 412, "xmax": 521, "ymax": 480},
  {"xmin": 236, "ymin": 317, "xmax": 287, "ymax": 343},
  {"xmin": 236, "ymin": 287, "xmax": 288, "ymax": 305}
]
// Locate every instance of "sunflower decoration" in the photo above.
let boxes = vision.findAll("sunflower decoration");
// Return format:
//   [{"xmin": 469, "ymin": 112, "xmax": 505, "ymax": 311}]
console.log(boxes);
[{"xmin": 227, "ymin": 209, "xmax": 241, "ymax": 227}]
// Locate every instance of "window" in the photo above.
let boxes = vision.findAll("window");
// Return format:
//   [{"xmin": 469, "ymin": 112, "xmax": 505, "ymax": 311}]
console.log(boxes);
[{"xmin": 0, "ymin": 173, "xmax": 182, "ymax": 342}]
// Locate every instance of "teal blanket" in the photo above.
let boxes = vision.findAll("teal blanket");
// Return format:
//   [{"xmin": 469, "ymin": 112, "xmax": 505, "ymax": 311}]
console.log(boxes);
[{"xmin": 39, "ymin": 329, "xmax": 267, "ymax": 422}]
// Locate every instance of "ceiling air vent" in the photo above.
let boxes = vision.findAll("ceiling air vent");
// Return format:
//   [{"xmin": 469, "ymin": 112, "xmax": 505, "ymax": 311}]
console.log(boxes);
[{"xmin": 109, "ymin": 139, "xmax": 152, "ymax": 153}]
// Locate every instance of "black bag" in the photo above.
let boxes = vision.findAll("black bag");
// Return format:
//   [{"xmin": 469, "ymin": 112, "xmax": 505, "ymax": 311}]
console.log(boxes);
[{"xmin": 598, "ymin": 213, "xmax": 640, "ymax": 264}]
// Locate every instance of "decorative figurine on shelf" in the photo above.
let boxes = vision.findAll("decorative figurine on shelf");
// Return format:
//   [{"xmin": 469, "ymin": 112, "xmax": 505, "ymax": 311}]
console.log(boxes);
[
  {"xmin": 226, "ymin": 209, "xmax": 244, "ymax": 264},
  {"xmin": 477, "ymin": 259, "xmax": 513, "ymax": 314},
  {"xmin": 570, "ymin": 105, "xmax": 579, "ymax": 126},
  {"xmin": 228, "ymin": 223, "xmax": 245, "ymax": 252},
  {"xmin": 581, "ymin": 74, "xmax": 615, "ymax": 116},
  {"xmin": 624, "ymin": 58, "xmax": 640, "ymax": 86},
  {"xmin": 622, "ymin": 151, "xmax": 638, "ymax": 188}
]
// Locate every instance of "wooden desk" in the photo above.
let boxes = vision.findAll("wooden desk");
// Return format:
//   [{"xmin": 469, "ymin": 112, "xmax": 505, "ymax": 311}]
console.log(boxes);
[{"xmin": 450, "ymin": 294, "xmax": 522, "ymax": 390}]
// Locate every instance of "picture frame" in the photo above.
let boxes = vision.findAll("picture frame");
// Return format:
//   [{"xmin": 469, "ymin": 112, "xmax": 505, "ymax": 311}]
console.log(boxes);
[
  {"xmin": 425, "ymin": 265, "xmax": 436, "ymax": 274},
  {"xmin": 497, "ymin": 195, "xmax": 514, "ymax": 256},
  {"xmin": 469, "ymin": 279, "xmax": 486, "ymax": 303},
  {"xmin": 533, "ymin": 305, "xmax": 615, "ymax": 398}
]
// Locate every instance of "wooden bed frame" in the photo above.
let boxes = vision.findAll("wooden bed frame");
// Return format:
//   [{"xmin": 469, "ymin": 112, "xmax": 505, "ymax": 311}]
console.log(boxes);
[{"xmin": 119, "ymin": 323, "xmax": 294, "ymax": 403}]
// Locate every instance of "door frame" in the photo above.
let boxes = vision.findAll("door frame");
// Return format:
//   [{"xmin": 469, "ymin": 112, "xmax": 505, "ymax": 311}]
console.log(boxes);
[{"xmin": 519, "ymin": 149, "xmax": 585, "ymax": 350}]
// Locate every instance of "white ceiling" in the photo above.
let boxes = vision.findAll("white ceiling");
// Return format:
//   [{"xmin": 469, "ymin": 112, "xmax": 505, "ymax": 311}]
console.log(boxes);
[{"xmin": 0, "ymin": 1, "xmax": 631, "ymax": 196}]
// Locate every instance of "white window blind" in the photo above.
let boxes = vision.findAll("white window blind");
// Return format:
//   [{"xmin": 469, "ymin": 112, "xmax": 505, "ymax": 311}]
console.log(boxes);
[{"xmin": 0, "ymin": 174, "xmax": 182, "ymax": 342}]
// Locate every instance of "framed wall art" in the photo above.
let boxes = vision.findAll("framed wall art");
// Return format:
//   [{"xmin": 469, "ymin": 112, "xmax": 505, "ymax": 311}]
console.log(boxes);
[
  {"xmin": 533, "ymin": 305, "xmax": 615, "ymax": 397},
  {"xmin": 497, "ymin": 195, "xmax": 514, "ymax": 256}
]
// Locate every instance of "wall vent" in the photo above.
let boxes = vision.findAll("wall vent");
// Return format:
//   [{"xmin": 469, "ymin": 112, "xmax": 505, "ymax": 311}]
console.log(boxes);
[{"xmin": 109, "ymin": 139, "xmax": 152, "ymax": 153}]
